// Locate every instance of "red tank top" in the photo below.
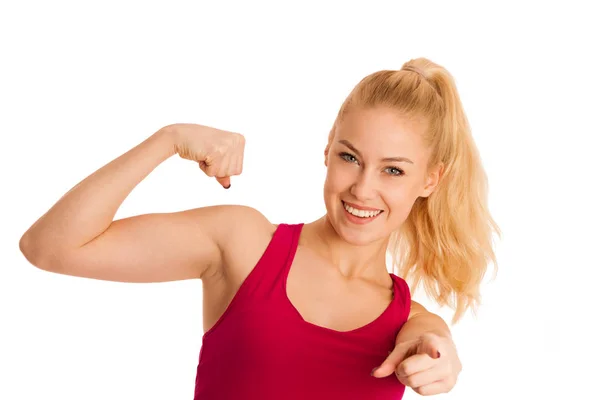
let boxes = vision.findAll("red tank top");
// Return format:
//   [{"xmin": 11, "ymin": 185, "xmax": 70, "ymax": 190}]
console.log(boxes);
[{"xmin": 193, "ymin": 223, "xmax": 411, "ymax": 399}]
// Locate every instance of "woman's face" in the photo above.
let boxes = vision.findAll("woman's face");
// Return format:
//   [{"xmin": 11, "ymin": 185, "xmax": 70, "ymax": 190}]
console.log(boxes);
[{"xmin": 323, "ymin": 106, "xmax": 441, "ymax": 245}]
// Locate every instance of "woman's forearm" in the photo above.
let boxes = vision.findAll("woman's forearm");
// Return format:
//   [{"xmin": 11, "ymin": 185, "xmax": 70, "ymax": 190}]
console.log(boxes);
[{"xmin": 397, "ymin": 307, "xmax": 452, "ymax": 343}]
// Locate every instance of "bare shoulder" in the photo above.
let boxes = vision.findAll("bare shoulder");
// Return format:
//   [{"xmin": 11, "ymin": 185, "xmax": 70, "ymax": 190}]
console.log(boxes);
[
  {"xmin": 201, "ymin": 204, "xmax": 275, "ymax": 248},
  {"xmin": 198, "ymin": 204, "xmax": 277, "ymax": 280}
]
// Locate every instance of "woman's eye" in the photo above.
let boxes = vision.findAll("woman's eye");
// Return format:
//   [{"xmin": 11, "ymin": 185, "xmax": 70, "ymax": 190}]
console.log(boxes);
[
  {"xmin": 385, "ymin": 167, "xmax": 405, "ymax": 176},
  {"xmin": 340, "ymin": 152, "xmax": 358, "ymax": 163}
]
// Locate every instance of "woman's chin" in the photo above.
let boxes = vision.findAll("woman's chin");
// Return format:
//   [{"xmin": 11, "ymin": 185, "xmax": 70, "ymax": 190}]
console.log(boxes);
[{"xmin": 333, "ymin": 218, "xmax": 386, "ymax": 246}]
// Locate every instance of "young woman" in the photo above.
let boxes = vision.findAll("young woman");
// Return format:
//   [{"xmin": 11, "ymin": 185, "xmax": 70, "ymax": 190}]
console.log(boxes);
[{"xmin": 19, "ymin": 57, "xmax": 499, "ymax": 399}]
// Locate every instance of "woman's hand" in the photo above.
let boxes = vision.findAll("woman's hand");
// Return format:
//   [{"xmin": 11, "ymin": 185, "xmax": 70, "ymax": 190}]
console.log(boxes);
[
  {"xmin": 168, "ymin": 123, "xmax": 245, "ymax": 188},
  {"xmin": 372, "ymin": 332, "xmax": 462, "ymax": 396}
]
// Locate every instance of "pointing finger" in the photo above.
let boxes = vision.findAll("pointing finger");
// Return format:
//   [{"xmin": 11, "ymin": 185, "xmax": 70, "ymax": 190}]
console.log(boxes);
[
  {"xmin": 395, "ymin": 353, "xmax": 438, "ymax": 382},
  {"xmin": 372, "ymin": 339, "xmax": 418, "ymax": 378}
]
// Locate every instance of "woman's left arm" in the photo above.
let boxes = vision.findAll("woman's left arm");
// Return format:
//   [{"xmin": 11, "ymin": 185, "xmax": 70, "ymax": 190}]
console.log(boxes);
[{"xmin": 371, "ymin": 301, "xmax": 462, "ymax": 396}]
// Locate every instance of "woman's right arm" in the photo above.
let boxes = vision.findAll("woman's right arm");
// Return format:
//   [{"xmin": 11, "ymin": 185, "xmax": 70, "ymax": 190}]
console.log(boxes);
[{"xmin": 18, "ymin": 124, "xmax": 265, "ymax": 283}]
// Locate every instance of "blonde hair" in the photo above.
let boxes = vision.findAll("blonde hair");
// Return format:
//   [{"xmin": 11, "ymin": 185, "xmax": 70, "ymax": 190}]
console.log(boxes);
[{"xmin": 329, "ymin": 58, "xmax": 500, "ymax": 323}]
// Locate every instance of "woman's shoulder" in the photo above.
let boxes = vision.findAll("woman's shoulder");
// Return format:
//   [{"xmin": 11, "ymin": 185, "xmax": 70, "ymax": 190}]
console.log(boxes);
[
  {"xmin": 220, "ymin": 205, "xmax": 304, "ymax": 235},
  {"xmin": 389, "ymin": 273, "xmax": 411, "ymax": 298},
  {"xmin": 204, "ymin": 204, "xmax": 271, "ymax": 225},
  {"xmin": 206, "ymin": 204, "xmax": 282, "ymax": 243}
]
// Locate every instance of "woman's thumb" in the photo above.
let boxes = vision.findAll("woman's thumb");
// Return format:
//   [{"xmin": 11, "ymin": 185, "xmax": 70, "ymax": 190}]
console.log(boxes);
[{"xmin": 216, "ymin": 176, "xmax": 231, "ymax": 189}]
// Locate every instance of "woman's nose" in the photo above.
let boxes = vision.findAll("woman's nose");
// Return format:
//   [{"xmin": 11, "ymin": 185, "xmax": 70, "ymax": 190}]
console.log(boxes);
[{"xmin": 349, "ymin": 172, "xmax": 377, "ymax": 202}]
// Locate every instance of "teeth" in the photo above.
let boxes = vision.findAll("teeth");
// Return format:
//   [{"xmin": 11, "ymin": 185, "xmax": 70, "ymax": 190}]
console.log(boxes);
[{"xmin": 343, "ymin": 202, "xmax": 382, "ymax": 218}]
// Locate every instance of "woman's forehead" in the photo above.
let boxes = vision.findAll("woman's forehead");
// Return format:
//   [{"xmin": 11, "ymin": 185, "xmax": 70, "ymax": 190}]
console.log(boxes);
[
  {"xmin": 339, "ymin": 107, "xmax": 427, "ymax": 136},
  {"xmin": 336, "ymin": 108, "xmax": 429, "ymax": 154}
]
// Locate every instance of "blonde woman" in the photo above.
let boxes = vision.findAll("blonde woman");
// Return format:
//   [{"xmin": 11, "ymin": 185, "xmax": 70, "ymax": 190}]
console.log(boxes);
[{"xmin": 20, "ymin": 57, "xmax": 499, "ymax": 399}]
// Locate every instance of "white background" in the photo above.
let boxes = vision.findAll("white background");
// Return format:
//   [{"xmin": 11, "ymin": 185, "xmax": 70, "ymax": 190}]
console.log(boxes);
[{"xmin": 1, "ymin": 1, "xmax": 598, "ymax": 399}]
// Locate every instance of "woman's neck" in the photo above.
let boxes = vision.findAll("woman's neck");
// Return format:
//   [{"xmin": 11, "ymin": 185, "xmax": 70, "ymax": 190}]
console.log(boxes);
[{"xmin": 300, "ymin": 216, "xmax": 391, "ymax": 285}]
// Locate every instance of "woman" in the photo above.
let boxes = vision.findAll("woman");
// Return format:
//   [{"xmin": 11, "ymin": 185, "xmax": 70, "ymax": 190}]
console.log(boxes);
[{"xmin": 19, "ymin": 57, "xmax": 499, "ymax": 399}]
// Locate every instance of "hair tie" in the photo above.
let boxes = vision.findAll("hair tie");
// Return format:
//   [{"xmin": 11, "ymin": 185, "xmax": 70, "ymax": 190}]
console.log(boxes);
[{"xmin": 403, "ymin": 65, "xmax": 426, "ymax": 79}]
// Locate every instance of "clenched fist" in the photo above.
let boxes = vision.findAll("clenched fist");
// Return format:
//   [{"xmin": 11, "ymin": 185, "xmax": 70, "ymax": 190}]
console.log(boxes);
[{"xmin": 168, "ymin": 123, "xmax": 245, "ymax": 189}]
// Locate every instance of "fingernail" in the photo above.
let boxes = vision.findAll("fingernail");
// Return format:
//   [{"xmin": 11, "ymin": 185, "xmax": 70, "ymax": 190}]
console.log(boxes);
[
  {"xmin": 437, "ymin": 351, "xmax": 441, "ymax": 358},
  {"xmin": 224, "ymin": 184, "xmax": 231, "ymax": 189}
]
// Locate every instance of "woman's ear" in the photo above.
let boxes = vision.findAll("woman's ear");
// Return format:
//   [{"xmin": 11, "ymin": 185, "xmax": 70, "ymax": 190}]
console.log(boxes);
[
  {"xmin": 420, "ymin": 162, "xmax": 444, "ymax": 198},
  {"xmin": 325, "ymin": 125, "xmax": 337, "ymax": 167}
]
